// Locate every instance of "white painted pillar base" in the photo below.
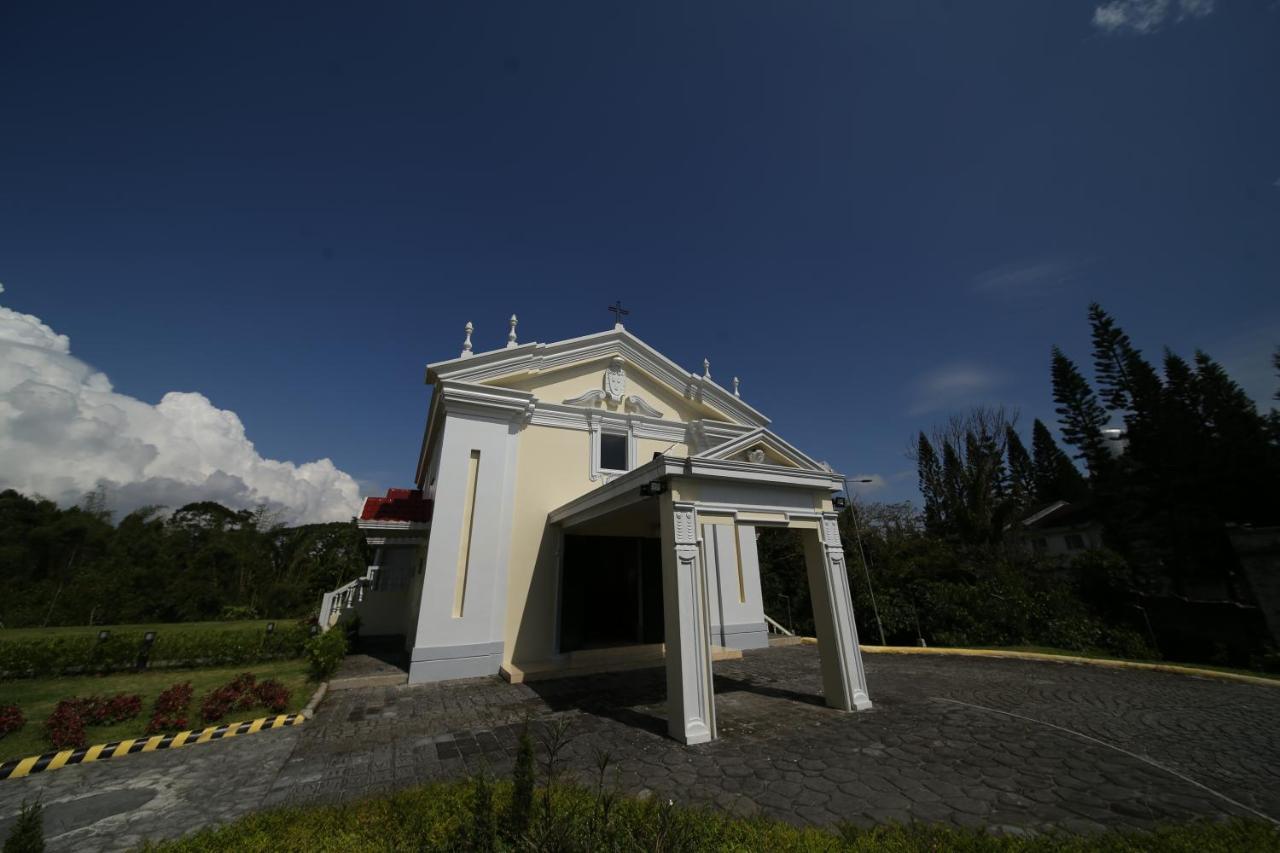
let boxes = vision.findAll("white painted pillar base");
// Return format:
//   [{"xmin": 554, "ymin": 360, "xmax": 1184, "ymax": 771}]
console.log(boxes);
[
  {"xmin": 660, "ymin": 498, "xmax": 717, "ymax": 744},
  {"xmin": 803, "ymin": 514, "xmax": 873, "ymax": 711}
]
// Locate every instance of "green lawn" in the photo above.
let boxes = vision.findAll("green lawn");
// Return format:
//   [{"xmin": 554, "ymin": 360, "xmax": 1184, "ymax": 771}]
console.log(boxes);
[
  {"xmin": 961, "ymin": 645, "xmax": 1280, "ymax": 682},
  {"xmin": 145, "ymin": 779, "xmax": 1280, "ymax": 852},
  {"xmin": 0, "ymin": 620, "xmax": 277, "ymax": 641},
  {"xmin": 0, "ymin": 660, "xmax": 312, "ymax": 763}
]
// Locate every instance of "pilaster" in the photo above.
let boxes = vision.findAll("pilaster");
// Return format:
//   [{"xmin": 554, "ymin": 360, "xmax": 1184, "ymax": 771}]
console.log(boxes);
[
  {"xmin": 659, "ymin": 497, "xmax": 718, "ymax": 744},
  {"xmin": 802, "ymin": 513, "xmax": 873, "ymax": 711}
]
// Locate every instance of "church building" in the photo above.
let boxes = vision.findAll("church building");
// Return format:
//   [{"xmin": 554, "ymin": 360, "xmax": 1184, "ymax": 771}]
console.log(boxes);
[{"xmin": 321, "ymin": 312, "xmax": 873, "ymax": 744}]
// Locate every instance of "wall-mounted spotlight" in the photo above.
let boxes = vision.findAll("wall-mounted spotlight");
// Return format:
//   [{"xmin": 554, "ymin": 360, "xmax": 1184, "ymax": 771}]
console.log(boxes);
[
  {"xmin": 639, "ymin": 480, "xmax": 667, "ymax": 497},
  {"xmin": 832, "ymin": 496, "xmax": 848, "ymax": 510}
]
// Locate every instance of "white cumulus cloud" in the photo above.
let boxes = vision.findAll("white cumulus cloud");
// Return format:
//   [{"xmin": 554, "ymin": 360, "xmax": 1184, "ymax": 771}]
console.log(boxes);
[
  {"xmin": 0, "ymin": 297, "xmax": 361, "ymax": 524},
  {"xmin": 1092, "ymin": 0, "xmax": 1214, "ymax": 35}
]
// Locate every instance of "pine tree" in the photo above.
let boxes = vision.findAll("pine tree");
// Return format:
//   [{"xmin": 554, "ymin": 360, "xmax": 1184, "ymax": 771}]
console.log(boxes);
[
  {"xmin": 1031, "ymin": 419, "xmax": 1088, "ymax": 503},
  {"xmin": 1089, "ymin": 303, "xmax": 1137, "ymax": 412},
  {"xmin": 1005, "ymin": 426, "xmax": 1035, "ymax": 507},
  {"xmin": 1051, "ymin": 347, "xmax": 1111, "ymax": 479},
  {"xmin": 916, "ymin": 433, "xmax": 945, "ymax": 533},
  {"xmin": 941, "ymin": 441, "xmax": 965, "ymax": 535},
  {"xmin": 1088, "ymin": 304, "xmax": 1164, "ymax": 420}
]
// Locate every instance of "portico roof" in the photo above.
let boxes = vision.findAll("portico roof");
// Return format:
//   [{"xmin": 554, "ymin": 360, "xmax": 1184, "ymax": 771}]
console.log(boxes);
[{"xmin": 548, "ymin": 454, "xmax": 843, "ymax": 531}]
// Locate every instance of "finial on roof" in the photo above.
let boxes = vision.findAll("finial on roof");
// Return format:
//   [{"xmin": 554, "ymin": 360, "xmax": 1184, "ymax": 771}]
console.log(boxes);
[
  {"xmin": 506, "ymin": 314, "xmax": 519, "ymax": 348},
  {"xmin": 702, "ymin": 358, "xmax": 711, "ymax": 380},
  {"xmin": 733, "ymin": 376, "xmax": 740, "ymax": 397},
  {"xmin": 460, "ymin": 321, "xmax": 474, "ymax": 358}
]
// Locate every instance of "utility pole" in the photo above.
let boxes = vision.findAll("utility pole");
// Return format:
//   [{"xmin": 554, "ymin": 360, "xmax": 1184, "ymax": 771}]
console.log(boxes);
[{"xmin": 843, "ymin": 478, "xmax": 887, "ymax": 646}]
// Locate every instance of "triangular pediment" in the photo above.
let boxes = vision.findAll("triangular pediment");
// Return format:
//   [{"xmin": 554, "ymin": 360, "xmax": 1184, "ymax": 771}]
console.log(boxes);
[
  {"xmin": 427, "ymin": 327, "xmax": 768, "ymax": 427},
  {"xmin": 697, "ymin": 428, "xmax": 828, "ymax": 471}
]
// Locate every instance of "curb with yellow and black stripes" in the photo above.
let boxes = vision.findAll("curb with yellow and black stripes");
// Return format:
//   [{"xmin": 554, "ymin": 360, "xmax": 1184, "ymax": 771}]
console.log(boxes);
[{"xmin": 0, "ymin": 713, "xmax": 304, "ymax": 781}]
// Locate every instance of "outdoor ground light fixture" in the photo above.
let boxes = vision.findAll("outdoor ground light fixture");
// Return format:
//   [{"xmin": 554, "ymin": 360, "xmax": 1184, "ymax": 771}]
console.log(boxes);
[
  {"xmin": 143, "ymin": 631, "xmax": 156, "ymax": 643},
  {"xmin": 97, "ymin": 630, "xmax": 110, "ymax": 641},
  {"xmin": 266, "ymin": 621, "xmax": 276, "ymax": 634}
]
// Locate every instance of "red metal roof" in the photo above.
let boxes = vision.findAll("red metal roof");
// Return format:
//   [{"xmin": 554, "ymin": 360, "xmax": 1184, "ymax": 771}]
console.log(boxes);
[{"xmin": 360, "ymin": 488, "xmax": 433, "ymax": 523}]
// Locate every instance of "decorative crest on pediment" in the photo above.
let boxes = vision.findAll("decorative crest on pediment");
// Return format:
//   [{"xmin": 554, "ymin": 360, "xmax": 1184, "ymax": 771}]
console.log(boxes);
[{"xmin": 562, "ymin": 357, "xmax": 665, "ymax": 418}]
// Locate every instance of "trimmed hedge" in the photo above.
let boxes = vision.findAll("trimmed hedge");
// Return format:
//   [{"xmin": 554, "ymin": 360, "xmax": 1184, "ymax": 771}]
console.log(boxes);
[{"xmin": 0, "ymin": 623, "xmax": 311, "ymax": 680}]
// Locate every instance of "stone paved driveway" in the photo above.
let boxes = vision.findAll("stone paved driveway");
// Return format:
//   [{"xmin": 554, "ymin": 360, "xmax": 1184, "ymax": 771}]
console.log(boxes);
[{"xmin": 3, "ymin": 645, "xmax": 1278, "ymax": 849}]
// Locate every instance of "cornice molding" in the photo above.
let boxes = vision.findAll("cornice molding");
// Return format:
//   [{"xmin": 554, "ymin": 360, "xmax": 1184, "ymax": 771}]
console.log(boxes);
[{"xmin": 427, "ymin": 327, "xmax": 769, "ymax": 428}]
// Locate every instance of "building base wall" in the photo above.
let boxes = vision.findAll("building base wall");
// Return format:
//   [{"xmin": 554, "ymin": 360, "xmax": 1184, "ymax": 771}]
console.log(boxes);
[
  {"xmin": 715, "ymin": 621, "xmax": 770, "ymax": 650},
  {"xmin": 407, "ymin": 641, "xmax": 504, "ymax": 683}
]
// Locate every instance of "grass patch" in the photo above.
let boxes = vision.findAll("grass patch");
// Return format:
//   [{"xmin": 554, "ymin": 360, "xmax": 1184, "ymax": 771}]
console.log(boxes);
[
  {"xmin": 0, "ymin": 620, "xmax": 275, "ymax": 641},
  {"xmin": 958, "ymin": 645, "xmax": 1280, "ymax": 682},
  {"xmin": 0, "ymin": 660, "xmax": 311, "ymax": 763},
  {"xmin": 144, "ymin": 779, "xmax": 1280, "ymax": 852}
]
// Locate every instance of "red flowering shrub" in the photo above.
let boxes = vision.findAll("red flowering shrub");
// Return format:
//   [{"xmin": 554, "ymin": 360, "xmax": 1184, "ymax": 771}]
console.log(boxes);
[
  {"xmin": 253, "ymin": 679, "xmax": 290, "ymax": 713},
  {"xmin": 199, "ymin": 673, "xmax": 292, "ymax": 723},
  {"xmin": 0, "ymin": 704, "xmax": 25, "ymax": 738},
  {"xmin": 81, "ymin": 693, "xmax": 143, "ymax": 725},
  {"xmin": 42, "ymin": 693, "xmax": 142, "ymax": 750},
  {"xmin": 146, "ymin": 682, "xmax": 194, "ymax": 735},
  {"xmin": 45, "ymin": 700, "xmax": 87, "ymax": 749}
]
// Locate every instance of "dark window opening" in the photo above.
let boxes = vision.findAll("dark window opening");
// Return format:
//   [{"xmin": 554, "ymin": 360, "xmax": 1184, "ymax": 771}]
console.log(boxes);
[{"xmin": 600, "ymin": 432, "xmax": 627, "ymax": 470}]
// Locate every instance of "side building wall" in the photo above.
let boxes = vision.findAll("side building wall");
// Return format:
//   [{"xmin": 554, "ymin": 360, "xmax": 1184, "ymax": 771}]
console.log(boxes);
[{"xmin": 408, "ymin": 411, "xmax": 520, "ymax": 682}]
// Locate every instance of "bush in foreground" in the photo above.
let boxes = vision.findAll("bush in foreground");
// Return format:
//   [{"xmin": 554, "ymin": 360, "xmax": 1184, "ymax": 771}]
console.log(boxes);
[
  {"xmin": 2, "ymin": 799, "xmax": 43, "ymax": 853},
  {"xmin": 141, "ymin": 779, "xmax": 1280, "ymax": 852}
]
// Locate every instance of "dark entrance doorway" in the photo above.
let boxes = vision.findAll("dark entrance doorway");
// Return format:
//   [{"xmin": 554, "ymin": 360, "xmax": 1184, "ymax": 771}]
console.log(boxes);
[{"xmin": 559, "ymin": 535, "xmax": 664, "ymax": 652}]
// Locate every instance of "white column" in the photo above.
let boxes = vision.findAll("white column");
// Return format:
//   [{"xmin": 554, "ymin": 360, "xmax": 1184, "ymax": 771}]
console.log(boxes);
[
  {"xmin": 802, "ymin": 514, "xmax": 872, "ymax": 711},
  {"xmin": 660, "ymin": 497, "xmax": 717, "ymax": 744}
]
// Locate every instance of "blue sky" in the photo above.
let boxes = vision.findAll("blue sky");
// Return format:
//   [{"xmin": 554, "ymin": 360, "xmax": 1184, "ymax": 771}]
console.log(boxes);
[{"xmin": 1, "ymin": 0, "xmax": 1277, "ymax": 518}]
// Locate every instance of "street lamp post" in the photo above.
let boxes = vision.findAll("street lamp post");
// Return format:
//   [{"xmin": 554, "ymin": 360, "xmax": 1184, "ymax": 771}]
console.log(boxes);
[{"xmin": 843, "ymin": 477, "xmax": 888, "ymax": 646}]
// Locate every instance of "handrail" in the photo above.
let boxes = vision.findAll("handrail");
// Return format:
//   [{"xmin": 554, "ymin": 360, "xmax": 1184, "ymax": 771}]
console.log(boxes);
[{"xmin": 764, "ymin": 614, "xmax": 794, "ymax": 637}]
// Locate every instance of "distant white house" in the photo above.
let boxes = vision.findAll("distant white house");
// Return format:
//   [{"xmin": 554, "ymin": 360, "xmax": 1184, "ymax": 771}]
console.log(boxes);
[
  {"xmin": 321, "ymin": 315, "xmax": 872, "ymax": 744},
  {"xmin": 1015, "ymin": 501, "xmax": 1105, "ymax": 561}
]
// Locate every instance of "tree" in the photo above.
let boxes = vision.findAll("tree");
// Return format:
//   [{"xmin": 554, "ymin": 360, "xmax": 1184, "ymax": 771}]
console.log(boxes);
[
  {"xmin": 1051, "ymin": 347, "xmax": 1112, "ymax": 479},
  {"xmin": 1031, "ymin": 419, "xmax": 1089, "ymax": 504},
  {"xmin": 1004, "ymin": 425, "xmax": 1035, "ymax": 507},
  {"xmin": 916, "ymin": 433, "xmax": 944, "ymax": 533},
  {"xmin": 1088, "ymin": 303, "xmax": 1162, "ymax": 420}
]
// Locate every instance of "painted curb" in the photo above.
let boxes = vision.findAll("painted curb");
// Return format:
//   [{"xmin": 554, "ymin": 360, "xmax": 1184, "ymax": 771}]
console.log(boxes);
[
  {"xmin": 0, "ymin": 713, "xmax": 304, "ymax": 782},
  {"xmin": 859, "ymin": 645, "xmax": 1280, "ymax": 688},
  {"xmin": 300, "ymin": 681, "xmax": 328, "ymax": 719}
]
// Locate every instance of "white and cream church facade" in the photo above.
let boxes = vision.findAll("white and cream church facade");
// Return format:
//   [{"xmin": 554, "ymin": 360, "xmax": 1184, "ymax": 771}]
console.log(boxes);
[{"xmin": 324, "ymin": 315, "xmax": 872, "ymax": 744}]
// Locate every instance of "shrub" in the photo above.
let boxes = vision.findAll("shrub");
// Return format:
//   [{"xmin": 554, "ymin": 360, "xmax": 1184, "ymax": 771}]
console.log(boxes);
[
  {"xmin": 146, "ymin": 682, "xmax": 194, "ymax": 735},
  {"xmin": 199, "ymin": 673, "xmax": 292, "ymax": 723},
  {"xmin": 44, "ymin": 701, "xmax": 86, "ymax": 750},
  {"xmin": 79, "ymin": 694, "xmax": 143, "ymax": 726},
  {"xmin": 304, "ymin": 627, "xmax": 347, "ymax": 680},
  {"xmin": 253, "ymin": 679, "xmax": 290, "ymax": 713},
  {"xmin": 2, "ymin": 798, "xmax": 43, "ymax": 853},
  {"xmin": 0, "ymin": 623, "xmax": 310, "ymax": 680},
  {"xmin": 508, "ymin": 720, "xmax": 534, "ymax": 840},
  {"xmin": 41, "ymin": 693, "xmax": 142, "ymax": 750},
  {"xmin": 0, "ymin": 704, "xmax": 24, "ymax": 739}
]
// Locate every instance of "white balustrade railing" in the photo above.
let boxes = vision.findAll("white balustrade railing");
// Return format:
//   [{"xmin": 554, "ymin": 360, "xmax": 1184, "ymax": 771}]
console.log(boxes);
[{"xmin": 764, "ymin": 614, "xmax": 795, "ymax": 637}]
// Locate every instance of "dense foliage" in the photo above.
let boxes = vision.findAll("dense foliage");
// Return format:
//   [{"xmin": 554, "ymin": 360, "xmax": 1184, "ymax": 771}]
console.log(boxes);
[
  {"xmin": 0, "ymin": 490, "xmax": 368, "ymax": 628},
  {"xmin": 762, "ymin": 306, "xmax": 1279, "ymax": 667},
  {"xmin": 0, "ymin": 622, "xmax": 311, "ymax": 679}
]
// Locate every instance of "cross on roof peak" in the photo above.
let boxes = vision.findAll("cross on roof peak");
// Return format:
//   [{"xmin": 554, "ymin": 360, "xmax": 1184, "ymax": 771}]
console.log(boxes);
[{"xmin": 608, "ymin": 300, "xmax": 629, "ymax": 330}]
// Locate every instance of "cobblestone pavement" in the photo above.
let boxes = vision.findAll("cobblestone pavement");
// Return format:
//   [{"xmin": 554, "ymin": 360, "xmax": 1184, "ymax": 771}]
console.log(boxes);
[{"xmin": 3, "ymin": 646, "xmax": 1278, "ymax": 849}]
